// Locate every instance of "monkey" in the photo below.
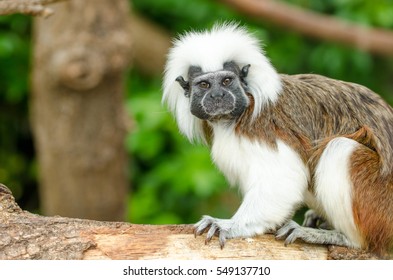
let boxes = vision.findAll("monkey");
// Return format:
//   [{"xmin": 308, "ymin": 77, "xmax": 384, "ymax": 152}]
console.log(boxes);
[{"xmin": 162, "ymin": 23, "xmax": 393, "ymax": 256}]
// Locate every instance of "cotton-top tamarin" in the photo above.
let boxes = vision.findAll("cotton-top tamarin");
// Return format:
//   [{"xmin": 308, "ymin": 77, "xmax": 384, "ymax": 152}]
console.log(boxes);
[{"xmin": 162, "ymin": 23, "xmax": 393, "ymax": 256}]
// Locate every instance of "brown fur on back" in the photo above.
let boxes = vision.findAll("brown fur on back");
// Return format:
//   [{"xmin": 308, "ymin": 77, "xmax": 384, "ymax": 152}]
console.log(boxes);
[
  {"xmin": 233, "ymin": 74, "xmax": 393, "ymax": 255},
  {"xmin": 236, "ymin": 74, "xmax": 393, "ymax": 175}
]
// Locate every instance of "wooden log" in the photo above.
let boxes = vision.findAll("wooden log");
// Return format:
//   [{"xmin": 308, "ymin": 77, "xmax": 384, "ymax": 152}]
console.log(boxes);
[
  {"xmin": 0, "ymin": 184, "xmax": 381, "ymax": 260},
  {"xmin": 83, "ymin": 226, "xmax": 327, "ymax": 260}
]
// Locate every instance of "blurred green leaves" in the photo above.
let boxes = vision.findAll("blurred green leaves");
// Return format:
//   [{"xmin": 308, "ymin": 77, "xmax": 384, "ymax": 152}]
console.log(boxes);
[
  {"xmin": 0, "ymin": 15, "xmax": 30, "ymax": 104},
  {"xmin": 132, "ymin": 0, "xmax": 241, "ymax": 33},
  {"xmin": 0, "ymin": 15, "xmax": 36, "ymax": 210}
]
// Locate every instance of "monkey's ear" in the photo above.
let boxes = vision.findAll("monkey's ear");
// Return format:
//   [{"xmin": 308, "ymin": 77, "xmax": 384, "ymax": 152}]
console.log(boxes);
[
  {"xmin": 175, "ymin": 76, "xmax": 191, "ymax": 97},
  {"xmin": 241, "ymin": 64, "xmax": 251, "ymax": 79},
  {"xmin": 240, "ymin": 64, "xmax": 251, "ymax": 89}
]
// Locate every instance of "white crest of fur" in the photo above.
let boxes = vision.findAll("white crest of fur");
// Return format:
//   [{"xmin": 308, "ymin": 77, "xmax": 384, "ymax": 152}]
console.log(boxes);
[{"xmin": 163, "ymin": 23, "xmax": 282, "ymax": 143}]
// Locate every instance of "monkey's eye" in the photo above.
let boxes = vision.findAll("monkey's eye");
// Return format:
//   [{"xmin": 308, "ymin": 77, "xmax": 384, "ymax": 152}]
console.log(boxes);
[
  {"xmin": 222, "ymin": 77, "xmax": 232, "ymax": 87},
  {"xmin": 198, "ymin": 81, "xmax": 210, "ymax": 89}
]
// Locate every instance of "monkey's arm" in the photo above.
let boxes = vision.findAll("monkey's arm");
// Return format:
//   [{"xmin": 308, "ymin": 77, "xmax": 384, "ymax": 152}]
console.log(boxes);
[
  {"xmin": 194, "ymin": 187, "xmax": 275, "ymax": 248},
  {"xmin": 195, "ymin": 140, "xmax": 309, "ymax": 247}
]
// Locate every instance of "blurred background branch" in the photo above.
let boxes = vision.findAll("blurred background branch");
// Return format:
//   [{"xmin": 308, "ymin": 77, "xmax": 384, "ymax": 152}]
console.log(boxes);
[
  {"xmin": 219, "ymin": 0, "xmax": 393, "ymax": 55},
  {"xmin": 129, "ymin": 11, "xmax": 172, "ymax": 76},
  {"xmin": 0, "ymin": 0, "xmax": 67, "ymax": 17}
]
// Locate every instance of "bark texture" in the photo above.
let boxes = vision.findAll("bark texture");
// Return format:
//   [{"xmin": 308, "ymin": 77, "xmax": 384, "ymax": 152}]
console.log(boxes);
[
  {"xmin": 0, "ymin": 0, "xmax": 66, "ymax": 17},
  {"xmin": 0, "ymin": 184, "xmax": 383, "ymax": 260},
  {"xmin": 30, "ymin": 0, "xmax": 132, "ymax": 220}
]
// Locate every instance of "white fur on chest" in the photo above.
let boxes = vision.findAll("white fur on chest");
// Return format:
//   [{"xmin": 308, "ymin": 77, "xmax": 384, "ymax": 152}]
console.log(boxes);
[{"xmin": 211, "ymin": 124, "xmax": 309, "ymax": 204}]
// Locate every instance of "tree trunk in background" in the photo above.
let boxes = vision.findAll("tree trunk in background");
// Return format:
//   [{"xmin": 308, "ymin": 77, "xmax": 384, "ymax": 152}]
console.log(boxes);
[{"xmin": 31, "ymin": 0, "xmax": 132, "ymax": 220}]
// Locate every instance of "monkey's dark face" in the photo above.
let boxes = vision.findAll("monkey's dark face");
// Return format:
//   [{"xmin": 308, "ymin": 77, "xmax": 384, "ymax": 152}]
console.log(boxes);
[{"xmin": 176, "ymin": 62, "xmax": 250, "ymax": 121}]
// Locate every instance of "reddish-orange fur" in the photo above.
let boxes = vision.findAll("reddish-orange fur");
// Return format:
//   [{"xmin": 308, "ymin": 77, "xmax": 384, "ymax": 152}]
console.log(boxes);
[
  {"xmin": 308, "ymin": 127, "xmax": 393, "ymax": 256},
  {"xmin": 350, "ymin": 132, "xmax": 393, "ymax": 256}
]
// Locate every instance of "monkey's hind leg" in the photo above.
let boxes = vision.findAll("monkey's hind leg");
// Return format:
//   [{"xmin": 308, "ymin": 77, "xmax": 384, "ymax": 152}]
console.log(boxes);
[
  {"xmin": 305, "ymin": 137, "xmax": 364, "ymax": 248},
  {"xmin": 277, "ymin": 137, "xmax": 365, "ymax": 249}
]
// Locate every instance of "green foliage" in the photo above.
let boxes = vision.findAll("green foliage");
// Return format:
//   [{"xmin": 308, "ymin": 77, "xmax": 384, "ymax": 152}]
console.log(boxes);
[
  {"xmin": 132, "ymin": 0, "xmax": 241, "ymax": 33},
  {"xmin": 0, "ymin": 15, "xmax": 31, "ymax": 103},
  {"xmin": 0, "ymin": 15, "xmax": 37, "ymax": 210}
]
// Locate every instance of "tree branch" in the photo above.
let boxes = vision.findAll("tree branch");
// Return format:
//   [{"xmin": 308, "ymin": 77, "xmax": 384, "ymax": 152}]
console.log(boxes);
[
  {"xmin": 0, "ymin": 184, "xmax": 382, "ymax": 259},
  {"xmin": 129, "ymin": 12, "xmax": 172, "ymax": 76},
  {"xmin": 0, "ymin": 0, "xmax": 67, "ymax": 17},
  {"xmin": 219, "ymin": 0, "xmax": 393, "ymax": 56}
]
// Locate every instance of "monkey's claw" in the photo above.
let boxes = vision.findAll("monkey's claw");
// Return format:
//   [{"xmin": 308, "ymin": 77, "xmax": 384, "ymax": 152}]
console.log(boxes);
[
  {"xmin": 275, "ymin": 220, "xmax": 302, "ymax": 245},
  {"xmin": 194, "ymin": 215, "xmax": 232, "ymax": 248}
]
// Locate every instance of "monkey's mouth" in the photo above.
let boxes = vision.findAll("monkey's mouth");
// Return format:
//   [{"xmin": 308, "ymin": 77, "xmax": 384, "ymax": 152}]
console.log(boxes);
[
  {"xmin": 203, "ymin": 100, "xmax": 235, "ymax": 116},
  {"xmin": 202, "ymin": 93, "xmax": 236, "ymax": 115},
  {"xmin": 190, "ymin": 92, "xmax": 248, "ymax": 121}
]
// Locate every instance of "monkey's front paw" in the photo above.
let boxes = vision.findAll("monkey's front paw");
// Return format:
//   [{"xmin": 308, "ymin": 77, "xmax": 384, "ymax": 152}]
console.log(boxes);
[
  {"xmin": 275, "ymin": 220, "xmax": 302, "ymax": 245},
  {"xmin": 194, "ymin": 215, "xmax": 233, "ymax": 248}
]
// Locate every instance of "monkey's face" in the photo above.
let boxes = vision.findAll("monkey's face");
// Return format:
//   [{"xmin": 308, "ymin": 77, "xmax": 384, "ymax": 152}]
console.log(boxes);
[
  {"xmin": 190, "ymin": 70, "xmax": 249, "ymax": 120},
  {"xmin": 176, "ymin": 62, "xmax": 250, "ymax": 121}
]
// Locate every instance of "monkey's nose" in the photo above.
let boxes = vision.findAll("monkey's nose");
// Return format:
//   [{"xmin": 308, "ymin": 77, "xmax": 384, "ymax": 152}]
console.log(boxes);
[{"xmin": 210, "ymin": 91, "xmax": 226, "ymax": 99}]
